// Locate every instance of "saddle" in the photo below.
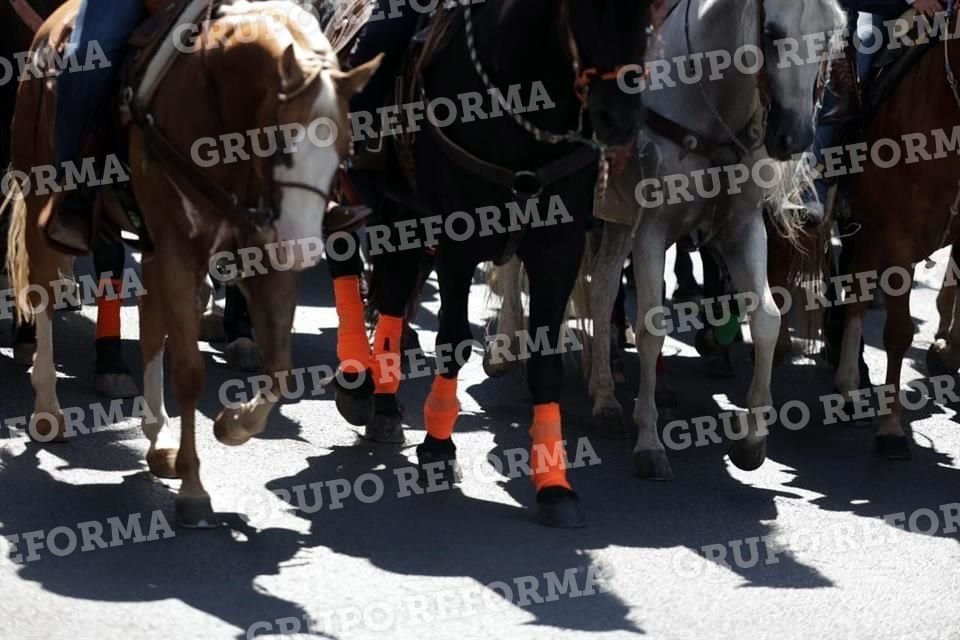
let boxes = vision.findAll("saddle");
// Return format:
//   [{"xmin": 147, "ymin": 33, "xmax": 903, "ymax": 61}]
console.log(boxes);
[{"xmin": 41, "ymin": 0, "xmax": 372, "ymax": 255}]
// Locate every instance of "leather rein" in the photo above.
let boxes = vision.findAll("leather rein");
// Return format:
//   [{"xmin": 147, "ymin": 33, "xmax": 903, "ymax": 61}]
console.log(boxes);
[{"xmin": 8, "ymin": 0, "xmax": 43, "ymax": 32}]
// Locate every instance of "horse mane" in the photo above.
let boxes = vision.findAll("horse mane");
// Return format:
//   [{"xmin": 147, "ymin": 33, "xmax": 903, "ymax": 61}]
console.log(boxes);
[{"xmin": 217, "ymin": 0, "xmax": 336, "ymax": 69}]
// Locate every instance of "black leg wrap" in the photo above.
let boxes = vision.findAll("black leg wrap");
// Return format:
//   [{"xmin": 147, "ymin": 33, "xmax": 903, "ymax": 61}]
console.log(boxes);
[
  {"xmin": 536, "ymin": 486, "xmax": 586, "ymax": 529},
  {"xmin": 334, "ymin": 369, "xmax": 375, "ymax": 426},
  {"xmin": 363, "ymin": 393, "xmax": 405, "ymax": 444},
  {"xmin": 415, "ymin": 435, "xmax": 461, "ymax": 488}
]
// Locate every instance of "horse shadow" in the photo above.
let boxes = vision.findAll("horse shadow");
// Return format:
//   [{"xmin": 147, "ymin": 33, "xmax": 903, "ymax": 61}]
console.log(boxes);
[{"xmin": 0, "ymin": 445, "xmax": 321, "ymax": 640}]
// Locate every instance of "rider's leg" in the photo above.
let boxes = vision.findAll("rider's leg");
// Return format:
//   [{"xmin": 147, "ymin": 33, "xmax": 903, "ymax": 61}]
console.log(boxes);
[
  {"xmin": 50, "ymin": 0, "xmax": 145, "ymax": 251},
  {"xmin": 55, "ymin": 0, "xmax": 146, "ymax": 170}
]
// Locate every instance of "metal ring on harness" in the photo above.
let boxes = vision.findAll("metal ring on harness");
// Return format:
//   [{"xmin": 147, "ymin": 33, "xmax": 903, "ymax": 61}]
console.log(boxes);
[{"xmin": 512, "ymin": 171, "xmax": 543, "ymax": 200}]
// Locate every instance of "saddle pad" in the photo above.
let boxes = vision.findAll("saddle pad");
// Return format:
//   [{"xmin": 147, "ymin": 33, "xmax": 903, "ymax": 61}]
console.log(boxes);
[
  {"xmin": 863, "ymin": 8, "xmax": 942, "ymax": 119},
  {"xmin": 136, "ymin": 0, "xmax": 209, "ymax": 108}
]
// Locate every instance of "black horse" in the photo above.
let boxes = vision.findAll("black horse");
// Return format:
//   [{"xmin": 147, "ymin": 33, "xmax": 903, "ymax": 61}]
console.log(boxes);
[{"xmin": 333, "ymin": 0, "xmax": 653, "ymax": 528}]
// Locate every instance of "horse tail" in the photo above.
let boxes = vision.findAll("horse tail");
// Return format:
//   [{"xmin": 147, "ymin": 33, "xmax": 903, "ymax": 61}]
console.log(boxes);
[{"xmin": 4, "ymin": 179, "xmax": 31, "ymax": 325}]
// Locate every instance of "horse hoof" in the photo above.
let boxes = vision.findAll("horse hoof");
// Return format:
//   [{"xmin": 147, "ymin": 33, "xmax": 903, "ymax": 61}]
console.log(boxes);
[
  {"xmin": 925, "ymin": 341, "xmax": 960, "ymax": 376},
  {"xmin": 175, "ymin": 496, "xmax": 220, "ymax": 529},
  {"xmin": 199, "ymin": 309, "xmax": 226, "ymax": 343},
  {"xmin": 482, "ymin": 344, "xmax": 516, "ymax": 378},
  {"xmin": 95, "ymin": 373, "xmax": 140, "ymax": 399},
  {"xmin": 590, "ymin": 408, "xmax": 629, "ymax": 439},
  {"xmin": 224, "ymin": 338, "xmax": 261, "ymax": 372},
  {"xmin": 334, "ymin": 371, "xmax": 374, "ymax": 426},
  {"xmin": 875, "ymin": 434, "xmax": 912, "ymax": 460},
  {"xmin": 633, "ymin": 450, "xmax": 674, "ymax": 480},
  {"xmin": 728, "ymin": 437, "xmax": 767, "ymax": 471},
  {"xmin": 13, "ymin": 342, "xmax": 35, "ymax": 366},
  {"xmin": 416, "ymin": 435, "xmax": 461, "ymax": 488},
  {"xmin": 536, "ymin": 486, "xmax": 586, "ymax": 529},
  {"xmin": 213, "ymin": 408, "xmax": 256, "ymax": 447},
  {"xmin": 29, "ymin": 412, "xmax": 67, "ymax": 443},
  {"xmin": 146, "ymin": 448, "xmax": 179, "ymax": 479},
  {"xmin": 362, "ymin": 394, "xmax": 405, "ymax": 443}
]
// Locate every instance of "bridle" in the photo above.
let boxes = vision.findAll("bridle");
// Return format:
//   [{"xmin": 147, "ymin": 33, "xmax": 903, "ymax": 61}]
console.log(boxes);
[
  {"xmin": 127, "ymin": 12, "xmax": 335, "ymax": 236},
  {"xmin": 682, "ymin": 0, "xmax": 771, "ymax": 159}
]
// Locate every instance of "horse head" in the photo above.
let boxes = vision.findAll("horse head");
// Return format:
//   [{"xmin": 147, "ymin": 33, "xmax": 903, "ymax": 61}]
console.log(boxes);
[
  {"xmin": 760, "ymin": 0, "xmax": 846, "ymax": 159},
  {"xmin": 186, "ymin": 2, "xmax": 379, "ymax": 269},
  {"xmin": 564, "ymin": 0, "xmax": 655, "ymax": 145}
]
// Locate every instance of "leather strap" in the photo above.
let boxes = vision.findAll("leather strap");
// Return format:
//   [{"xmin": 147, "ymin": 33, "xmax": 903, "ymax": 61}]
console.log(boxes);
[
  {"xmin": 9, "ymin": 0, "xmax": 43, "ymax": 32},
  {"xmin": 644, "ymin": 107, "xmax": 764, "ymax": 165},
  {"xmin": 425, "ymin": 113, "xmax": 598, "ymax": 200}
]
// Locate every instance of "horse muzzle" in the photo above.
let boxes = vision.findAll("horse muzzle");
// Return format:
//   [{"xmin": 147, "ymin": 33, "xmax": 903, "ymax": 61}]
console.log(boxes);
[{"xmin": 764, "ymin": 104, "xmax": 813, "ymax": 161}]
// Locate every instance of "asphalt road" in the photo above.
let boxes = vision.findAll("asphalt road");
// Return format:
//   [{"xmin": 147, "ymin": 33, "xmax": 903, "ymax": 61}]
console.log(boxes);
[{"xmin": 0, "ymin": 246, "xmax": 957, "ymax": 640}]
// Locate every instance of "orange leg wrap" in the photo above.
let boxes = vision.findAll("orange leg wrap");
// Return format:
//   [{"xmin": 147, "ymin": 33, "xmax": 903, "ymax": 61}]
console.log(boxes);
[
  {"xmin": 529, "ymin": 403, "xmax": 571, "ymax": 491},
  {"xmin": 333, "ymin": 276, "xmax": 371, "ymax": 374},
  {"xmin": 424, "ymin": 375, "xmax": 459, "ymax": 440},
  {"xmin": 371, "ymin": 314, "xmax": 404, "ymax": 394},
  {"xmin": 95, "ymin": 279, "xmax": 123, "ymax": 340}
]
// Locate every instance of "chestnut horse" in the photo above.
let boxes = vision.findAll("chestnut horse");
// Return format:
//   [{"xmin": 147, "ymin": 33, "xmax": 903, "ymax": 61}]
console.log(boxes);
[
  {"xmin": 832, "ymin": 14, "xmax": 960, "ymax": 460},
  {"xmin": 5, "ymin": 0, "xmax": 377, "ymax": 526}
]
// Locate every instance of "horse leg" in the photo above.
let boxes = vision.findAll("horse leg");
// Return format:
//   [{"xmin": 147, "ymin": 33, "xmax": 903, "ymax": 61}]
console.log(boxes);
[
  {"xmin": 630, "ymin": 230, "xmax": 673, "ymax": 480},
  {"xmin": 213, "ymin": 269, "xmax": 298, "ymax": 446},
  {"xmin": 522, "ymin": 239, "xmax": 587, "ymax": 527},
  {"xmin": 483, "ymin": 255, "xmax": 523, "ymax": 378},
  {"xmin": 718, "ymin": 216, "xmax": 781, "ymax": 471},
  {"xmin": 875, "ymin": 264, "xmax": 914, "ymax": 460},
  {"xmin": 138, "ymin": 257, "xmax": 177, "ymax": 478},
  {"xmin": 157, "ymin": 256, "xmax": 215, "ymax": 527},
  {"xmin": 366, "ymin": 225, "xmax": 424, "ymax": 444},
  {"xmin": 21, "ymin": 201, "xmax": 67, "ymax": 442},
  {"xmin": 198, "ymin": 276, "xmax": 225, "ymax": 342},
  {"xmin": 927, "ymin": 244, "xmax": 960, "ymax": 375},
  {"xmin": 222, "ymin": 284, "xmax": 262, "ymax": 372},
  {"xmin": 588, "ymin": 222, "xmax": 632, "ymax": 439},
  {"xmin": 328, "ymin": 230, "xmax": 374, "ymax": 426},
  {"xmin": 93, "ymin": 229, "xmax": 138, "ymax": 398},
  {"xmin": 414, "ymin": 254, "xmax": 475, "ymax": 488}
]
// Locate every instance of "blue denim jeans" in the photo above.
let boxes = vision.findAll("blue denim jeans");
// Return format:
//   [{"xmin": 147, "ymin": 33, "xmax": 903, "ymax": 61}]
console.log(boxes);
[{"xmin": 55, "ymin": 0, "xmax": 145, "ymax": 172}]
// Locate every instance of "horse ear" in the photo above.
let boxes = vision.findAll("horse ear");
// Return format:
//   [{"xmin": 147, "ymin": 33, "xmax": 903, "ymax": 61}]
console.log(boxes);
[
  {"xmin": 279, "ymin": 44, "xmax": 305, "ymax": 93},
  {"xmin": 332, "ymin": 53, "xmax": 383, "ymax": 99}
]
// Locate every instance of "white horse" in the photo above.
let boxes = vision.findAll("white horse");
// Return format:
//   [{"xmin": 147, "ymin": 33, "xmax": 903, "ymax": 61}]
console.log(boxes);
[{"xmin": 588, "ymin": 0, "xmax": 846, "ymax": 479}]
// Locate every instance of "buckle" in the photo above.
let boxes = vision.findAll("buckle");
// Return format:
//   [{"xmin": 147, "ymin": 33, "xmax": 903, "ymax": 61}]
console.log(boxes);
[{"xmin": 511, "ymin": 171, "xmax": 542, "ymax": 199}]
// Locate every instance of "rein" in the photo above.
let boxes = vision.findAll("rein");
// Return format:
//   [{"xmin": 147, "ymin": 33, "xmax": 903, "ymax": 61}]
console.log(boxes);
[{"xmin": 8, "ymin": 0, "xmax": 43, "ymax": 32}]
